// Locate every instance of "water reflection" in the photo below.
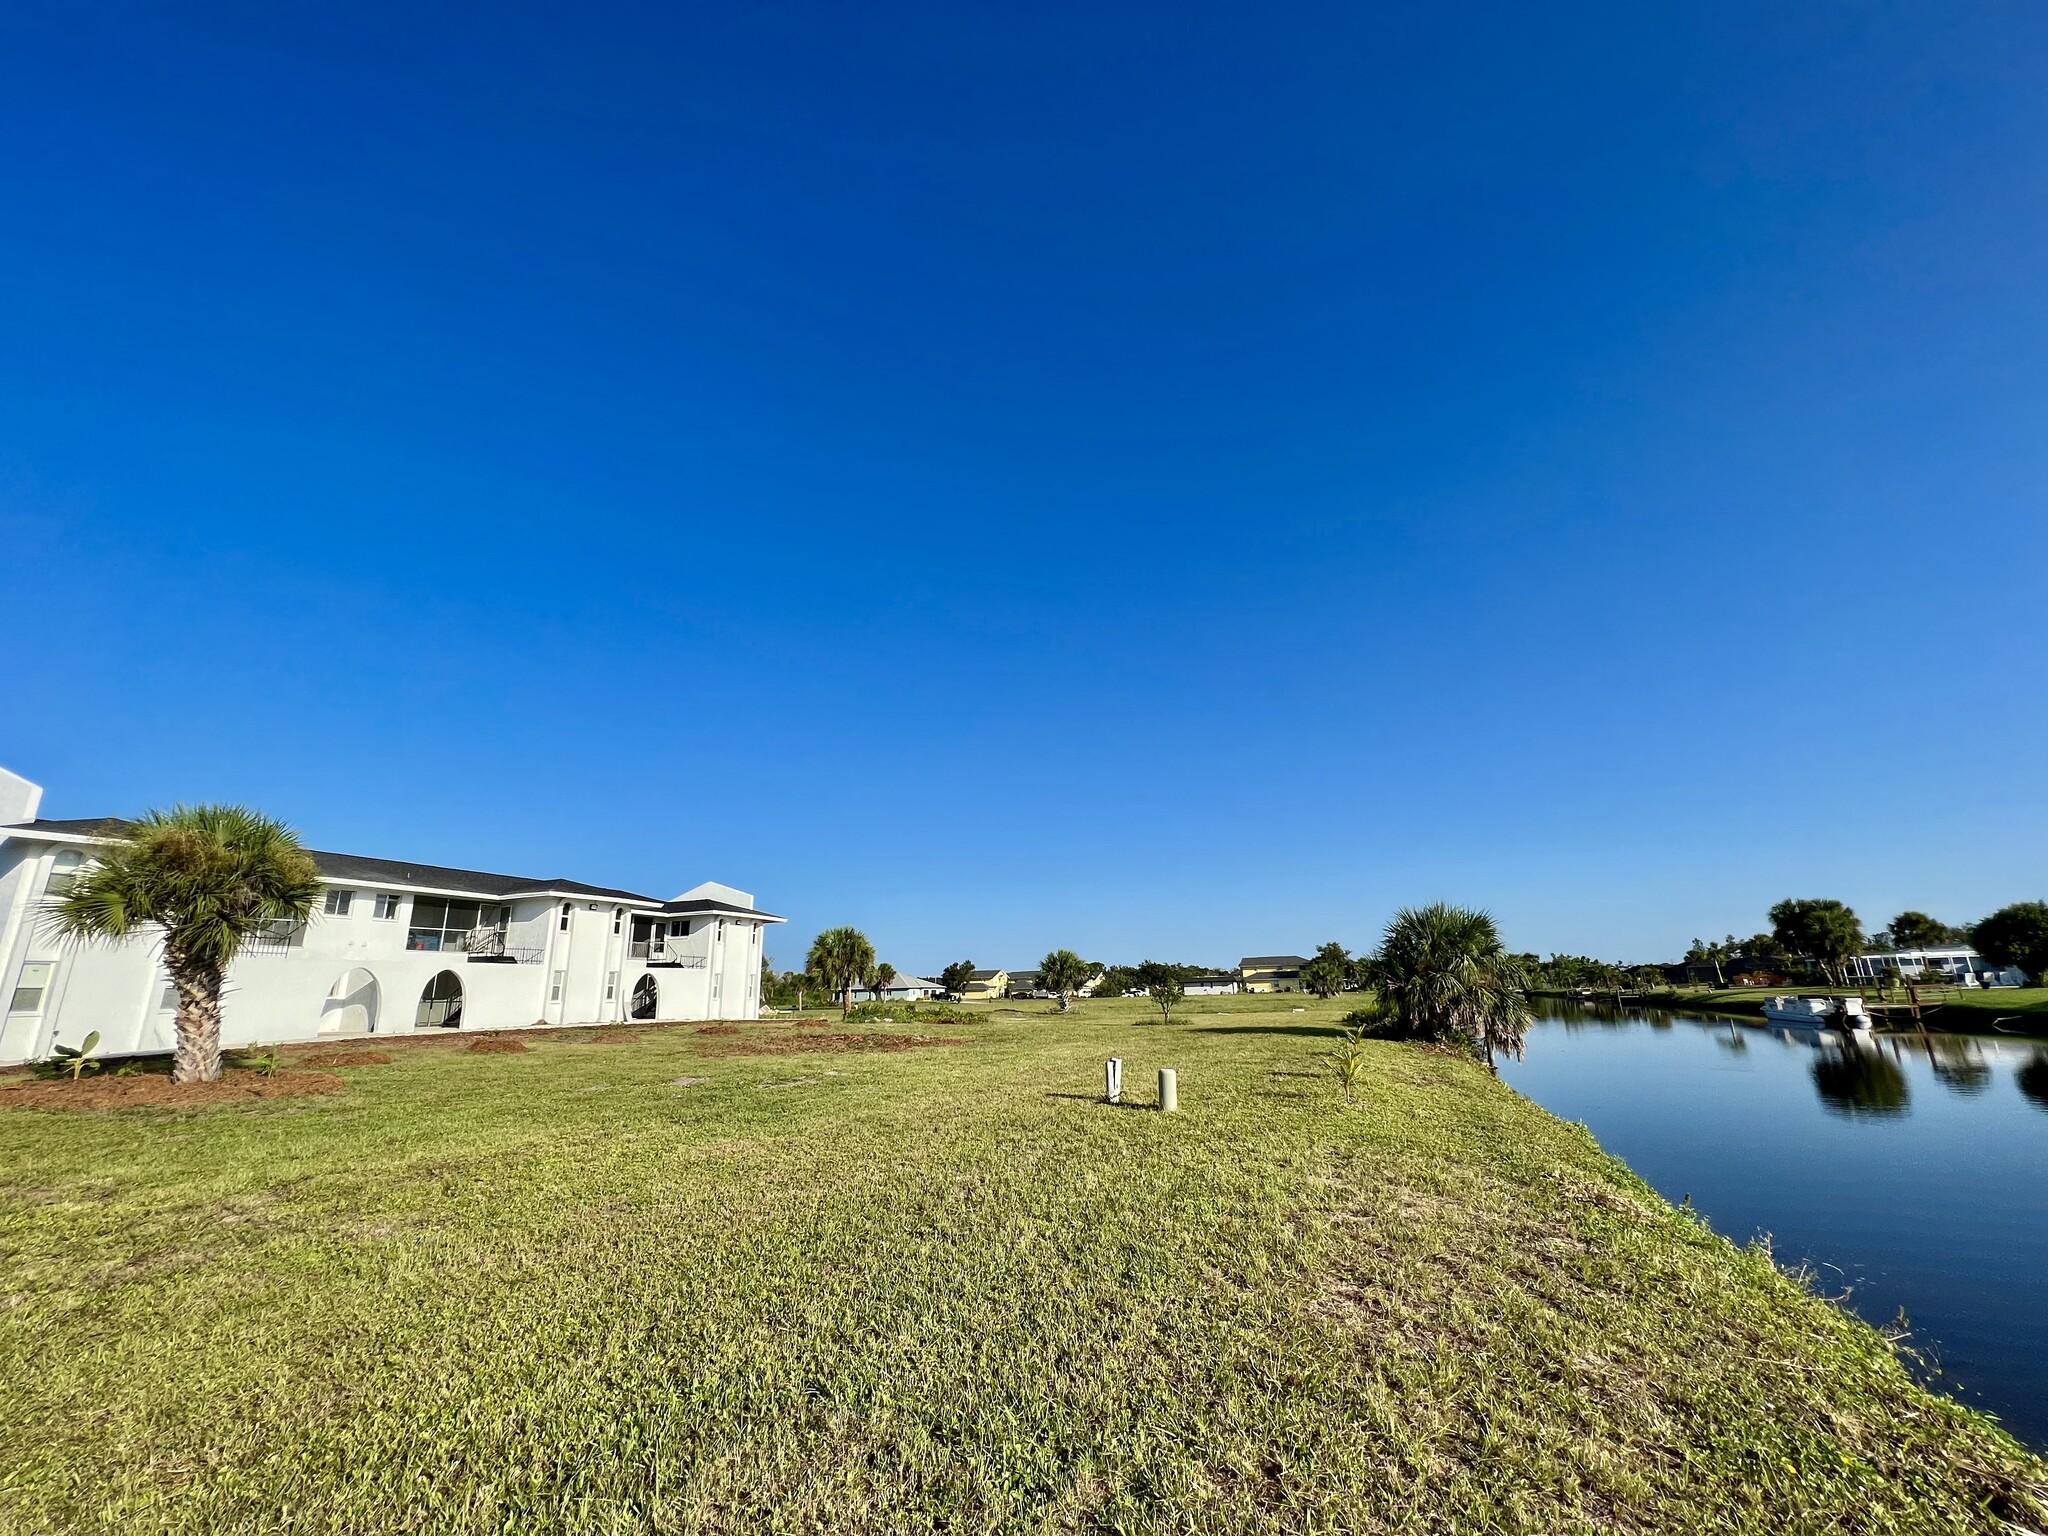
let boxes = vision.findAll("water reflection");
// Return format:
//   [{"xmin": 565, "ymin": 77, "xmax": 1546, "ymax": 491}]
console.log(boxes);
[
  {"xmin": 1923, "ymin": 1036, "xmax": 1992, "ymax": 1097},
  {"xmin": 2019, "ymin": 1052, "xmax": 2048, "ymax": 1111},
  {"xmin": 1811, "ymin": 1039, "xmax": 1910, "ymax": 1117}
]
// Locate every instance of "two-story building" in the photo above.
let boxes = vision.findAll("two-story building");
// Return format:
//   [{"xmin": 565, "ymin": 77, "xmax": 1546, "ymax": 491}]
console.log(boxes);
[
  {"xmin": 0, "ymin": 768, "xmax": 783, "ymax": 1066},
  {"xmin": 1238, "ymin": 955, "xmax": 1308, "ymax": 993},
  {"xmin": 956, "ymin": 968, "xmax": 1009, "ymax": 1002}
]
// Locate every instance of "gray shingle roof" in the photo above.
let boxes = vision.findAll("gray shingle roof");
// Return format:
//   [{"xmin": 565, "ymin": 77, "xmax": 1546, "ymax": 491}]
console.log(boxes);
[{"xmin": 8, "ymin": 816, "xmax": 663, "ymax": 905}]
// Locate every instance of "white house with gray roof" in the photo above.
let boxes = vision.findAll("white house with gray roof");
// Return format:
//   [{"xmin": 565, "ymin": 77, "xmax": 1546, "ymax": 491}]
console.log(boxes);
[{"xmin": 0, "ymin": 767, "xmax": 783, "ymax": 1066}]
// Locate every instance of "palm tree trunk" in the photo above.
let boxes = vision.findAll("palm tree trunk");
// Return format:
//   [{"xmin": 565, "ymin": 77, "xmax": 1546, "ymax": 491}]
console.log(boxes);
[{"xmin": 168, "ymin": 949, "xmax": 225, "ymax": 1084}]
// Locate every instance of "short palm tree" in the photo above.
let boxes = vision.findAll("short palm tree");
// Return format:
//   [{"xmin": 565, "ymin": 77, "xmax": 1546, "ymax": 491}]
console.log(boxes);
[
  {"xmin": 1039, "ymin": 949, "xmax": 1091, "ymax": 1012},
  {"xmin": 1366, "ymin": 902, "xmax": 1532, "ymax": 1070},
  {"xmin": 48, "ymin": 805, "xmax": 321, "ymax": 1084},
  {"xmin": 806, "ymin": 926, "xmax": 876, "ymax": 1017},
  {"xmin": 868, "ymin": 961, "xmax": 898, "ymax": 1001}
]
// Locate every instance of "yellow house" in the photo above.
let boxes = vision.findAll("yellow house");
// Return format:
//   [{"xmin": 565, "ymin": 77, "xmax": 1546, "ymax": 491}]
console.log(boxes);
[
  {"xmin": 958, "ymin": 968, "xmax": 1009, "ymax": 1001},
  {"xmin": 1238, "ymin": 955, "xmax": 1308, "ymax": 993}
]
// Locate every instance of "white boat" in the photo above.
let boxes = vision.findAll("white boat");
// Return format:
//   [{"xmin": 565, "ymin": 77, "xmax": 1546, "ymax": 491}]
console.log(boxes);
[{"xmin": 1762, "ymin": 994, "xmax": 1872, "ymax": 1030}]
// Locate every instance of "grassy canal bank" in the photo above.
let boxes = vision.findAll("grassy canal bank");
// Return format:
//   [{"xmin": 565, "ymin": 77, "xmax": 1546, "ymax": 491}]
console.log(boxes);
[
  {"xmin": 1548, "ymin": 984, "xmax": 2048, "ymax": 1032},
  {"xmin": 3, "ymin": 994, "xmax": 2043, "ymax": 1534}
]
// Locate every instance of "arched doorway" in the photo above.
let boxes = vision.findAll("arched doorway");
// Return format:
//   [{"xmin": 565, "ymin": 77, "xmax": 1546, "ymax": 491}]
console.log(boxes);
[
  {"xmin": 320, "ymin": 968, "xmax": 380, "ymax": 1034},
  {"xmin": 416, "ymin": 970, "xmax": 464, "ymax": 1029},
  {"xmin": 630, "ymin": 974, "xmax": 658, "ymax": 1021}
]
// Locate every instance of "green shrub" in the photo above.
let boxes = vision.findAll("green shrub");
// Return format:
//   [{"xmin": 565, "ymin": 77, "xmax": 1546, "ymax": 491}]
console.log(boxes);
[{"xmin": 844, "ymin": 1001, "xmax": 980, "ymax": 1027}]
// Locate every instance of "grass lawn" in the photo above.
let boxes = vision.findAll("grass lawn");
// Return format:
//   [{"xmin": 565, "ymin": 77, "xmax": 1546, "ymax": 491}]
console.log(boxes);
[{"xmin": 2, "ymin": 995, "xmax": 2042, "ymax": 1534}]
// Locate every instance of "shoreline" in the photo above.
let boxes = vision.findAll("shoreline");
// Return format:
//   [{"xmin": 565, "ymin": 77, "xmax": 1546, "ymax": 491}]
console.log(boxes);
[{"xmin": 1532, "ymin": 986, "xmax": 2048, "ymax": 1038}]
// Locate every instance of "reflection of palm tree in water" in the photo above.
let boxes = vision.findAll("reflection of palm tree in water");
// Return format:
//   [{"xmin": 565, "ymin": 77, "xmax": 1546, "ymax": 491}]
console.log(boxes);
[
  {"xmin": 1919, "ymin": 1033, "xmax": 1992, "ymax": 1096},
  {"xmin": 1714, "ymin": 1020, "xmax": 1748, "ymax": 1055},
  {"xmin": 1812, "ymin": 1039, "xmax": 1910, "ymax": 1117},
  {"xmin": 2018, "ymin": 1052, "xmax": 2048, "ymax": 1112}
]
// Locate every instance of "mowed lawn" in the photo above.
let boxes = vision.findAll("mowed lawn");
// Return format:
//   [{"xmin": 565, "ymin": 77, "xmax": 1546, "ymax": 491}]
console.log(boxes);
[{"xmin": 2, "ymin": 996, "xmax": 2042, "ymax": 1535}]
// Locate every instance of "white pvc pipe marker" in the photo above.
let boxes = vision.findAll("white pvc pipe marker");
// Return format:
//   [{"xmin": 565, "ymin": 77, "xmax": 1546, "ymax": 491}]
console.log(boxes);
[
  {"xmin": 1158, "ymin": 1068, "xmax": 1178, "ymax": 1113},
  {"xmin": 1106, "ymin": 1057, "xmax": 1123, "ymax": 1104}
]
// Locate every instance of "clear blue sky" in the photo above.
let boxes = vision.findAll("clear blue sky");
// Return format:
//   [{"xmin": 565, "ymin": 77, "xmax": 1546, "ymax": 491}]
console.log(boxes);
[{"xmin": 4, "ymin": 3, "xmax": 2044, "ymax": 973}]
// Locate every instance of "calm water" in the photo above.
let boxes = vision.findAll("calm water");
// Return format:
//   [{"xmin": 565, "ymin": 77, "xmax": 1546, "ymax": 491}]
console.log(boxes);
[{"xmin": 1500, "ymin": 1008, "xmax": 2048, "ymax": 1448}]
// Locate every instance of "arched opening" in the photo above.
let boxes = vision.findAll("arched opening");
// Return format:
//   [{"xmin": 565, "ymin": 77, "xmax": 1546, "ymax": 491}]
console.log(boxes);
[
  {"xmin": 415, "ymin": 970, "xmax": 464, "ymax": 1029},
  {"xmin": 630, "ymin": 974, "xmax": 658, "ymax": 1021},
  {"xmin": 320, "ymin": 968, "xmax": 380, "ymax": 1035}
]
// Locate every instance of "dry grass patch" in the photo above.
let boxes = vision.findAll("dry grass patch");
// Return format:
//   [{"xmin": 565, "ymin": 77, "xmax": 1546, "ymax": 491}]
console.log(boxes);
[{"xmin": 0, "ymin": 1069, "xmax": 343, "ymax": 1113}]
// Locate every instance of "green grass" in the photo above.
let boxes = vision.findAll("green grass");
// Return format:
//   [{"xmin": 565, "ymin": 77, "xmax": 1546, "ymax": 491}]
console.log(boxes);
[{"xmin": 2, "ymin": 995, "xmax": 2043, "ymax": 1534}]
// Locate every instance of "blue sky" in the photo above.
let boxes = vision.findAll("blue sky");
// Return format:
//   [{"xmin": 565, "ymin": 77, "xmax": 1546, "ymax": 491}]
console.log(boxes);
[{"xmin": 4, "ymin": 2, "xmax": 2045, "ymax": 972}]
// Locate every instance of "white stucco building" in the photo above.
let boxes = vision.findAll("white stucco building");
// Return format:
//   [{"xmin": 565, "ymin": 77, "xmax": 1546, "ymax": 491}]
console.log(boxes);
[{"xmin": 0, "ymin": 768, "xmax": 783, "ymax": 1066}]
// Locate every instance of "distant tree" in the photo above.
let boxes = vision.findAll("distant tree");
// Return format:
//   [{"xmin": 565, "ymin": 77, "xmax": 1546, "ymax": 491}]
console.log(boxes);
[
  {"xmin": 806, "ymin": 927, "xmax": 876, "ymax": 1017},
  {"xmin": 49, "ymin": 804, "xmax": 322, "ymax": 1084},
  {"xmin": 1300, "ymin": 941, "xmax": 1351, "ymax": 999},
  {"xmin": 1039, "ymin": 949, "xmax": 1091, "ymax": 1012},
  {"xmin": 1364, "ymin": 903, "xmax": 1533, "ymax": 1070},
  {"xmin": 1768, "ymin": 899, "xmax": 1865, "ymax": 985},
  {"xmin": 1134, "ymin": 960, "xmax": 1185, "ymax": 1025},
  {"xmin": 1093, "ymin": 964, "xmax": 1140, "ymax": 1000},
  {"xmin": 866, "ymin": 960, "xmax": 898, "ymax": 999},
  {"xmin": 938, "ymin": 960, "xmax": 978, "ymax": 998},
  {"xmin": 1970, "ymin": 903, "xmax": 2048, "ymax": 983},
  {"xmin": 1887, "ymin": 911, "xmax": 1963, "ymax": 952}
]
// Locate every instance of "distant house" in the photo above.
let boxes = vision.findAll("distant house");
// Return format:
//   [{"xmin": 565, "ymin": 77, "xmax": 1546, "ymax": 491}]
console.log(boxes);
[
  {"xmin": 957, "ymin": 968, "xmax": 1009, "ymax": 1002},
  {"xmin": 1184, "ymin": 973, "xmax": 1239, "ymax": 996},
  {"xmin": 1239, "ymin": 955, "xmax": 1308, "ymax": 994},
  {"xmin": 850, "ymin": 974, "xmax": 944, "ymax": 1003},
  {"xmin": 1006, "ymin": 969, "xmax": 1044, "ymax": 999},
  {"xmin": 1844, "ymin": 946, "xmax": 2027, "ymax": 988}
]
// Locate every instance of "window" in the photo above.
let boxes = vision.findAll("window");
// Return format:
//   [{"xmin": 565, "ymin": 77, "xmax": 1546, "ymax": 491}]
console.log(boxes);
[
  {"xmin": 44, "ymin": 850, "xmax": 84, "ymax": 897},
  {"xmin": 549, "ymin": 969, "xmax": 565, "ymax": 1003},
  {"xmin": 406, "ymin": 899, "xmax": 508, "ymax": 952},
  {"xmin": 612, "ymin": 908, "xmax": 623, "ymax": 935},
  {"xmin": 374, "ymin": 893, "xmax": 402, "ymax": 920},
  {"xmin": 671, "ymin": 920, "xmax": 687, "ymax": 938},
  {"xmin": 158, "ymin": 982, "xmax": 179, "ymax": 1012},
  {"xmin": 717, "ymin": 919, "xmax": 726, "ymax": 939},
  {"xmin": 559, "ymin": 902, "xmax": 571, "ymax": 932},
  {"xmin": 323, "ymin": 889, "xmax": 354, "ymax": 917},
  {"xmin": 605, "ymin": 970, "xmax": 618, "ymax": 1002},
  {"xmin": 9, "ymin": 962, "xmax": 54, "ymax": 1014}
]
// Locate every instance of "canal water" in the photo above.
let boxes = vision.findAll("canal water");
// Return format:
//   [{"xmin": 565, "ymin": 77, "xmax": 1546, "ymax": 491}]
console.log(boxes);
[{"xmin": 1499, "ymin": 1007, "xmax": 2048, "ymax": 1449}]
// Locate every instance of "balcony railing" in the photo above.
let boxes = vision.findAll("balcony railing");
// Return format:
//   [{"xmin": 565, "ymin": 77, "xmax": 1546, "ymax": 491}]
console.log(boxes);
[
  {"xmin": 463, "ymin": 929, "xmax": 541, "ymax": 965},
  {"xmin": 630, "ymin": 938, "xmax": 706, "ymax": 967},
  {"xmin": 244, "ymin": 921, "xmax": 307, "ymax": 955}
]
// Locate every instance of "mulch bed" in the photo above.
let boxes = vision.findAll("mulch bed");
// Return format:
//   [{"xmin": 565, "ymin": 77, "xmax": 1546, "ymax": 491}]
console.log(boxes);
[
  {"xmin": 0, "ymin": 1069, "xmax": 344, "ymax": 1113},
  {"xmin": 301, "ymin": 1050, "xmax": 393, "ymax": 1067}
]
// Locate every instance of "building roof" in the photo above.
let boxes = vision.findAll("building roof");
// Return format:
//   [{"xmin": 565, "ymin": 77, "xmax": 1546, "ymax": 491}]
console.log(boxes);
[
  {"xmin": 1186, "ymin": 973, "xmax": 1239, "ymax": 985},
  {"xmin": 3, "ymin": 814, "xmax": 779, "ymax": 913},
  {"xmin": 1240, "ymin": 954, "xmax": 1309, "ymax": 969},
  {"xmin": 657, "ymin": 896, "xmax": 786, "ymax": 923},
  {"xmin": 968, "ymin": 968, "xmax": 1007, "ymax": 981}
]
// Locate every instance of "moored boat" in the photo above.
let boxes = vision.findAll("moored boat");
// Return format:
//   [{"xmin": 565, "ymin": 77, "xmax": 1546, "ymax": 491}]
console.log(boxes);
[{"xmin": 1762, "ymin": 994, "xmax": 1872, "ymax": 1030}]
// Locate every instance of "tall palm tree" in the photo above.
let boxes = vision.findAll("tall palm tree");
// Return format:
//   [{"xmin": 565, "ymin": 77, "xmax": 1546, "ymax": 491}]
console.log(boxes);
[
  {"xmin": 806, "ymin": 926, "xmax": 876, "ymax": 1017},
  {"xmin": 48, "ymin": 805, "xmax": 321, "ymax": 1084},
  {"xmin": 1367, "ymin": 903, "xmax": 1533, "ymax": 1070},
  {"xmin": 1039, "ymin": 949, "xmax": 1091, "ymax": 1012}
]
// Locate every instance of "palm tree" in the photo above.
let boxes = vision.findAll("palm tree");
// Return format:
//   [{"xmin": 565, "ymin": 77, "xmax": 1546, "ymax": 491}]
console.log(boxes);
[
  {"xmin": 867, "ymin": 960, "xmax": 898, "ymax": 1002},
  {"xmin": 48, "ymin": 805, "xmax": 321, "ymax": 1084},
  {"xmin": 1366, "ymin": 903, "xmax": 1532, "ymax": 1070},
  {"xmin": 806, "ymin": 927, "xmax": 876, "ymax": 1017},
  {"xmin": 1039, "ymin": 949, "xmax": 1091, "ymax": 1012}
]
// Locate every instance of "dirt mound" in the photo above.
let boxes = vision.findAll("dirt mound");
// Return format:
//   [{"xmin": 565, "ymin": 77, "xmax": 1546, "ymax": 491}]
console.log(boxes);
[
  {"xmin": 0, "ymin": 1069, "xmax": 344, "ymax": 1113},
  {"xmin": 695, "ymin": 1032, "xmax": 964, "ymax": 1058},
  {"xmin": 464, "ymin": 1037, "xmax": 528, "ymax": 1054},
  {"xmin": 302, "ymin": 1050, "xmax": 392, "ymax": 1067}
]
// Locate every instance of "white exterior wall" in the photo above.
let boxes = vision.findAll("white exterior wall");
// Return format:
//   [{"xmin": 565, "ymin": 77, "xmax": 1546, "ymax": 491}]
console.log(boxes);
[{"xmin": 0, "ymin": 823, "xmax": 781, "ymax": 1064}]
